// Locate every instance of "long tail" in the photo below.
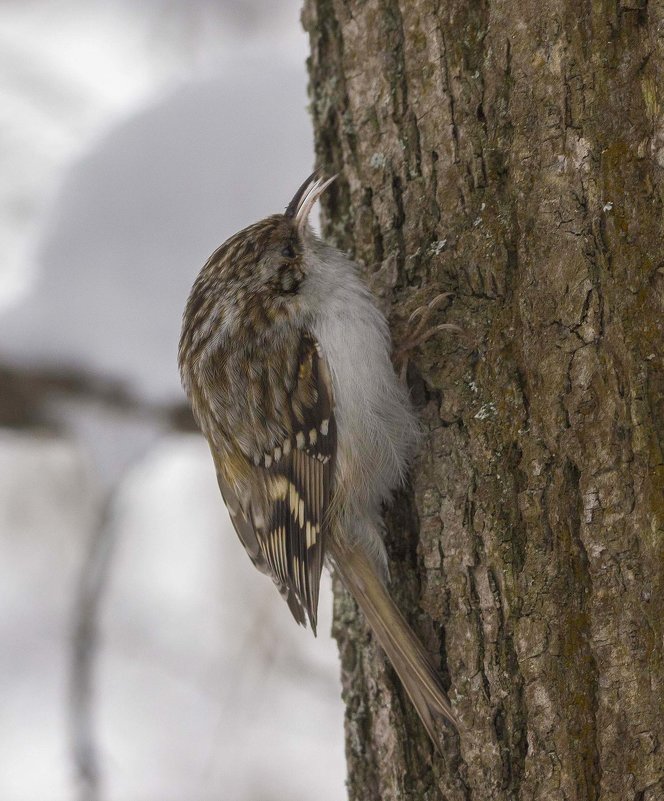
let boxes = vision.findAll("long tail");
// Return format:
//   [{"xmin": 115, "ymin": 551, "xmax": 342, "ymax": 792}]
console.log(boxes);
[{"xmin": 328, "ymin": 539, "xmax": 456, "ymax": 747}]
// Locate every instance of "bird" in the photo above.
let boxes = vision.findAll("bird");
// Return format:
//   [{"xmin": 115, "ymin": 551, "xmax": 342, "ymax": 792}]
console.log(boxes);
[{"xmin": 178, "ymin": 171, "xmax": 456, "ymax": 746}]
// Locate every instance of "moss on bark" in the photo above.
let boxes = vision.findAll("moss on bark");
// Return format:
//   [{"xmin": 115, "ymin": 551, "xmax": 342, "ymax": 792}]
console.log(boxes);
[{"xmin": 303, "ymin": 1, "xmax": 664, "ymax": 799}]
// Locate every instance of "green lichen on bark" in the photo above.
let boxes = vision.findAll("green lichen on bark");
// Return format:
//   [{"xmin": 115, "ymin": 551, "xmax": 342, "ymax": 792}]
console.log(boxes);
[{"xmin": 303, "ymin": 1, "xmax": 664, "ymax": 799}]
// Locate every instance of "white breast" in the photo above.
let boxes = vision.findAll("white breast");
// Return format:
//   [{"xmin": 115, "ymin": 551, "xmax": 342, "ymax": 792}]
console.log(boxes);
[{"xmin": 303, "ymin": 237, "xmax": 419, "ymax": 521}]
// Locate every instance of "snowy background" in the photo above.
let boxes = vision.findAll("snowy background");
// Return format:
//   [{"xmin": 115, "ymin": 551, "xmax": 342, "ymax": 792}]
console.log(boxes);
[{"xmin": 0, "ymin": 2, "xmax": 345, "ymax": 800}]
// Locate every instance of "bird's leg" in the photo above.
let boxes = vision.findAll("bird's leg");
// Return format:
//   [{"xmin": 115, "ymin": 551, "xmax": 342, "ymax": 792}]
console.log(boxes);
[{"xmin": 394, "ymin": 292, "xmax": 460, "ymax": 379}]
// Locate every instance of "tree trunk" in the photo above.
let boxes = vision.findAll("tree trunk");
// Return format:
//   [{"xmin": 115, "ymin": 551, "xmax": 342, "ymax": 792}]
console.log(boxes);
[{"xmin": 302, "ymin": 1, "xmax": 664, "ymax": 799}]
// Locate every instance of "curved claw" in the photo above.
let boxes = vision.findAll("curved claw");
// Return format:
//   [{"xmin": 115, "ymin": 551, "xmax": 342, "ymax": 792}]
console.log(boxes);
[
  {"xmin": 407, "ymin": 292, "xmax": 454, "ymax": 325},
  {"xmin": 400, "ymin": 323, "xmax": 461, "ymax": 352},
  {"xmin": 405, "ymin": 292, "xmax": 455, "ymax": 347},
  {"xmin": 433, "ymin": 322, "xmax": 462, "ymax": 334},
  {"xmin": 394, "ymin": 298, "xmax": 461, "ymax": 380}
]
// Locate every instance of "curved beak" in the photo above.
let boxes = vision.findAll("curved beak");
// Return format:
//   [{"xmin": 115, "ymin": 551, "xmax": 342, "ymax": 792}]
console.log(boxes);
[{"xmin": 285, "ymin": 171, "xmax": 337, "ymax": 234}]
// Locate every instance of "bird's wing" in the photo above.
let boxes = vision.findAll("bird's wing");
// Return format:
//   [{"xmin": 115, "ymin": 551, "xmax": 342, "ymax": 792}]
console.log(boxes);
[{"xmin": 212, "ymin": 331, "xmax": 336, "ymax": 632}]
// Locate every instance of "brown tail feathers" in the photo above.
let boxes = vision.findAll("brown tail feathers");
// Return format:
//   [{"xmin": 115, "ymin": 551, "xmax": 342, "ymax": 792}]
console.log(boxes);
[{"xmin": 328, "ymin": 539, "xmax": 456, "ymax": 748}]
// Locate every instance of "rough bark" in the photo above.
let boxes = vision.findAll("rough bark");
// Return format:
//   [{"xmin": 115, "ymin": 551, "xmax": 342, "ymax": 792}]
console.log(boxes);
[{"xmin": 302, "ymin": 1, "xmax": 664, "ymax": 799}]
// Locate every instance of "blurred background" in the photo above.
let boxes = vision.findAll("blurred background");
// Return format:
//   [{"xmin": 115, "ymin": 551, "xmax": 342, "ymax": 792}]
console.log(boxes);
[{"xmin": 0, "ymin": 2, "xmax": 345, "ymax": 800}]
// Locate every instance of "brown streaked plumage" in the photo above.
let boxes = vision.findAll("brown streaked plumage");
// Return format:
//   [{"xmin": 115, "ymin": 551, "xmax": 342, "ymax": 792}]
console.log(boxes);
[{"xmin": 178, "ymin": 172, "xmax": 457, "ymax": 748}]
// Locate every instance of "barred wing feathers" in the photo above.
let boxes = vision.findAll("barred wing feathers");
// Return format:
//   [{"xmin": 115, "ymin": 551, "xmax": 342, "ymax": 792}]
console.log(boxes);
[{"xmin": 213, "ymin": 332, "xmax": 336, "ymax": 632}]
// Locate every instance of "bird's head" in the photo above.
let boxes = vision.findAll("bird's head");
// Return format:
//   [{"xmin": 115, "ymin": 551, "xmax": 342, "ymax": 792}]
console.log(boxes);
[{"xmin": 179, "ymin": 173, "xmax": 336, "ymax": 364}]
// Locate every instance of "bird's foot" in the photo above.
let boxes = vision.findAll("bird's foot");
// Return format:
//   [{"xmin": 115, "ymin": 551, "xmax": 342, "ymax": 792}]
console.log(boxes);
[{"xmin": 394, "ymin": 292, "xmax": 460, "ymax": 380}]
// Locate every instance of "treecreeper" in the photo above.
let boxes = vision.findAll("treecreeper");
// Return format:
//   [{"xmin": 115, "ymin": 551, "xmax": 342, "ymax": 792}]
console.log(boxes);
[{"xmin": 178, "ymin": 173, "xmax": 456, "ymax": 748}]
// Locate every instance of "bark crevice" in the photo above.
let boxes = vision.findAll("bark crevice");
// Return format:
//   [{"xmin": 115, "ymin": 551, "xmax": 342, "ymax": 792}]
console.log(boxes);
[{"xmin": 304, "ymin": 1, "xmax": 664, "ymax": 798}]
